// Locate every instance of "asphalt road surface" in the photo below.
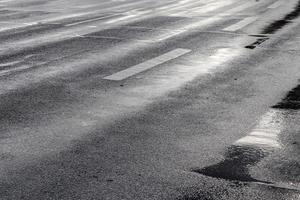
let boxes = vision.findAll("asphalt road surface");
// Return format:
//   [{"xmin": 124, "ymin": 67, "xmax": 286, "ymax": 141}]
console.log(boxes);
[{"xmin": 0, "ymin": 0, "xmax": 300, "ymax": 199}]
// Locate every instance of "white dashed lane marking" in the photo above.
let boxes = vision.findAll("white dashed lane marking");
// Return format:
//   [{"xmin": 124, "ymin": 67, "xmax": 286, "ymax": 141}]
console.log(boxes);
[
  {"xmin": 223, "ymin": 17, "xmax": 258, "ymax": 31},
  {"xmin": 222, "ymin": 1, "xmax": 256, "ymax": 14},
  {"xmin": 103, "ymin": 48, "xmax": 191, "ymax": 81},
  {"xmin": 65, "ymin": 14, "xmax": 120, "ymax": 27}
]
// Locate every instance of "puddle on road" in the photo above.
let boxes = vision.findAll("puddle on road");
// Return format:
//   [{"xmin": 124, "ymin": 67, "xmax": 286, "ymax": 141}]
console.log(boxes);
[
  {"xmin": 193, "ymin": 84, "xmax": 300, "ymax": 185},
  {"xmin": 262, "ymin": 0, "xmax": 300, "ymax": 34},
  {"xmin": 272, "ymin": 84, "xmax": 300, "ymax": 110},
  {"xmin": 192, "ymin": 110, "xmax": 283, "ymax": 184},
  {"xmin": 192, "ymin": 145, "xmax": 271, "ymax": 184}
]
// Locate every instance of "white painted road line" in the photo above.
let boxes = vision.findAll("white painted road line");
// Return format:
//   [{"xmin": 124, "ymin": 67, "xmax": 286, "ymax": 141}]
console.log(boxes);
[
  {"xmin": 65, "ymin": 14, "xmax": 120, "ymax": 27},
  {"xmin": 219, "ymin": 1, "xmax": 257, "ymax": 15},
  {"xmin": 103, "ymin": 48, "xmax": 191, "ymax": 81},
  {"xmin": 189, "ymin": 1, "xmax": 234, "ymax": 14},
  {"xmin": 155, "ymin": 16, "xmax": 221, "ymax": 41},
  {"xmin": 105, "ymin": 10, "xmax": 150, "ymax": 24},
  {"xmin": 234, "ymin": 109, "xmax": 283, "ymax": 149},
  {"xmin": 159, "ymin": 2, "xmax": 258, "ymax": 40},
  {"xmin": 223, "ymin": 17, "xmax": 258, "ymax": 31},
  {"xmin": 0, "ymin": 60, "xmax": 23, "ymax": 67},
  {"xmin": 172, "ymin": 0, "xmax": 234, "ymax": 17},
  {"xmin": 0, "ymin": 10, "xmax": 104, "ymax": 33},
  {"xmin": 268, "ymin": 0, "xmax": 283, "ymax": 9},
  {"xmin": 0, "ymin": 0, "xmax": 150, "ymax": 33},
  {"xmin": 0, "ymin": 65, "xmax": 41, "ymax": 77}
]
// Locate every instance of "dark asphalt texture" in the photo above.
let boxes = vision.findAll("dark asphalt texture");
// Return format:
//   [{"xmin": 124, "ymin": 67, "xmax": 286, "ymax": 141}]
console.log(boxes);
[{"xmin": 0, "ymin": 0, "xmax": 299, "ymax": 199}]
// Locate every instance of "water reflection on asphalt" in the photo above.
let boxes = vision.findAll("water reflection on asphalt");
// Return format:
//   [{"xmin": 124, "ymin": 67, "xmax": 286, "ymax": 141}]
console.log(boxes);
[{"xmin": 193, "ymin": 84, "xmax": 300, "ymax": 187}]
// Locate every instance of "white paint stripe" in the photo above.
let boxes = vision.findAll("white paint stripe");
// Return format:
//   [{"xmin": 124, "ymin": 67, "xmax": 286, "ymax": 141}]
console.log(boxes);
[
  {"xmin": 252, "ymin": 128, "xmax": 280, "ymax": 134},
  {"xmin": 0, "ymin": 24, "xmax": 29, "ymax": 32},
  {"xmin": 0, "ymin": 1, "xmax": 257, "ymax": 56},
  {"xmin": 171, "ymin": 0, "xmax": 234, "ymax": 16},
  {"xmin": 0, "ymin": 60, "xmax": 23, "ymax": 67},
  {"xmin": 268, "ymin": 1, "xmax": 283, "ymax": 9},
  {"xmin": 105, "ymin": 10, "xmax": 150, "ymax": 24},
  {"xmin": 249, "ymin": 131, "xmax": 278, "ymax": 139},
  {"xmin": 103, "ymin": 48, "xmax": 191, "ymax": 81},
  {"xmin": 250, "ymin": 129, "xmax": 279, "ymax": 135},
  {"xmin": 223, "ymin": 17, "xmax": 258, "ymax": 31},
  {"xmin": 0, "ymin": 0, "xmax": 151, "ymax": 33},
  {"xmin": 0, "ymin": 11, "xmax": 102, "ymax": 32},
  {"xmin": 155, "ymin": 17, "xmax": 221, "ymax": 41},
  {"xmin": 65, "ymin": 14, "xmax": 120, "ymax": 26},
  {"xmin": 160, "ymin": 1, "xmax": 257, "ymax": 39},
  {"xmin": 189, "ymin": 1, "xmax": 234, "ymax": 14},
  {"xmin": 234, "ymin": 109, "xmax": 283, "ymax": 149},
  {"xmin": 236, "ymin": 135, "xmax": 281, "ymax": 148},
  {"xmin": 72, "ymin": 4, "xmax": 104, "ymax": 9},
  {"xmin": 39, "ymin": 11, "xmax": 103, "ymax": 24},
  {"xmin": 105, "ymin": 14, "xmax": 137, "ymax": 24},
  {"xmin": 222, "ymin": 2, "xmax": 256, "ymax": 14},
  {"xmin": 0, "ymin": 65, "xmax": 42, "ymax": 77},
  {"xmin": 157, "ymin": 0, "xmax": 203, "ymax": 11},
  {"xmin": 175, "ymin": 1, "xmax": 257, "ymax": 17}
]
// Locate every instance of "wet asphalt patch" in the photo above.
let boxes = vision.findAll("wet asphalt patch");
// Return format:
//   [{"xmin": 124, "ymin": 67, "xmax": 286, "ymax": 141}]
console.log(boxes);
[
  {"xmin": 262, "ymin": 0, "xmax": 300, "ymax": 34},
  {"xmin": 272, "ymin": 84, "xmax": 300, "ymax": 110},
  {"xmin": 245, "ymin": 0, "xmax": 300, "ymax": 49},
  {"xmin": 192, "ymin": 145, "xmax": 271, "ymax": 184},
  {"xmin": 192, "ymin": 83, "xmax": 300, "ymax": 187}
]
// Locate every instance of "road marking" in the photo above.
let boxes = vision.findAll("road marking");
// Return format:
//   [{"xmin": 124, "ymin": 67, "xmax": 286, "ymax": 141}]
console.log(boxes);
[
  {"xmin": 171, "ymin": 0, "xmax": 233, "ymax": 17},
  {"xmin": 0, "ymin": 1, "xmax": 258, "ymax": 58},
  {"xmin": 220, "ymin": 2, "xmax": 257, "ymax": 15},
  {"xmin": 65, "ymin": 14, "xmax": 120, "ymax": 27},
  {"xmin": 268, "ymin": 0, "xmax": 283, "ymax": 9},
  {"xmin": 0, "ymin": 0, "xmax": 151, "ymax": 33},
  {"xmin": 160, "ymin": 2, "xmax": 258, "ymax": 39},
  {"xmin": 0, "ymin": 60, "xmax": 23, "ymax": 68},
  {"xmin": 234, "ymin": 109, "xmax": 282, "ymax": 149},
  {"xmin": 155, "ymin": 16, "xmax": 221, "ymax": 41},
  {"xmin": 223, "ymin": 17, "xmax": 258, "ymax": 31},
  {"xmin": 0, "ymin": 64, "xmax": 42, "ymax": 77},
  {"xmin": 105, "ymin": 10, "xmax": 150, "ymax": 24},
  {"xmin": 105, "ymin": 14, "xmax": 137, "ymax": 24},
  {"xmin": 103, "ymin": 48, "xmax": 191, "ymax": 81},
  {"xmin": 0, "ymin": 11, "xmax": 103, "ymax": 32},
  {"xmin": 73, "ymin": 4, "xmax": 105, "ymax": 9},
  {"xmin": 156, "ymin": 0, "xmax": 204, "ymax": 11},
  {"xmin": 186, "ymin": 1, "xmax": 234, "ymax": 15}
]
